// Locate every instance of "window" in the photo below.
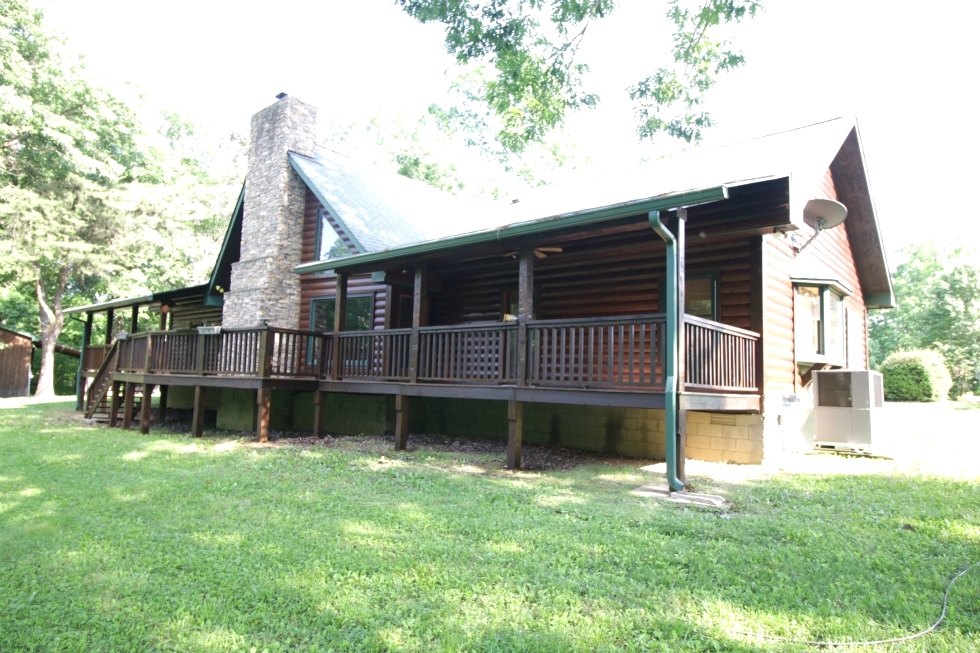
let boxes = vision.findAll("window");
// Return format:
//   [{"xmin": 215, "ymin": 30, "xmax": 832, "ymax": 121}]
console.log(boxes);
[
  {"xmin": 794, "ymin": 284, "xmax": 846, "ymax": 363},
  {"xmin": 657, "ymin": 275, "xmax": 718, "ymax": 319},
  {"xmin": 686, "ymin": 276, "xmax": 717, "ymax": 320},
  {"xmin": 311, "ymin": 295, "xmax": 374, "ymax": 332},
  {"xmin": 315, "ymin": 208, "xmax": 354, "ymax": 261}
]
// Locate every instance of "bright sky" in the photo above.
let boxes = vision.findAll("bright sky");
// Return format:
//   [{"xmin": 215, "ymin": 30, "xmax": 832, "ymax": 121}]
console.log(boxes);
[{"xmin": 42, "ymin": 0, "xmax": 980, "ymax": 262}]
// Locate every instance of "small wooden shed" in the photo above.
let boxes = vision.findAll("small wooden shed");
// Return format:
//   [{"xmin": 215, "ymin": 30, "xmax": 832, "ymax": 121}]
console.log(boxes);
[{"xmin": 0, "ymin": 326, "xmax": 35, "ymax": 398}]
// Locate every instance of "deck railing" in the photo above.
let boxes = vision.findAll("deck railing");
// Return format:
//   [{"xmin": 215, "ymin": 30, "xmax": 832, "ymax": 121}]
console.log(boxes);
[
  {"xmin": 528, "ymin": 315, "xmax": 665, "ymax": 389},
  {"xmin": 105, "ymin": 314, "xmax": 758, "ymax": 393},
  {"xmin": 419, "ymin": 322, "xmax": 518, "ymax": 383},
  {"xmin": 82, "ymin": 345, "xmax": 110, "ymax": 372},
  {"xmin": 684, "ymin": 315, "xmax": 759, "ymax": 392},
  {"xmin": 337, "ymin": 329, "xmax": 412, "ymax": 381}
]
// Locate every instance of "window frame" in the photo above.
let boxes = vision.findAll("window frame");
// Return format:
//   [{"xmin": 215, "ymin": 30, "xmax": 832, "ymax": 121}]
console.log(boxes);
[
  {"xmin": 309, "ymin": 294, "xmax": 375, "ymax": 334},
  {"xmin": 314, "ymin": 208, "xmax": 354, "ymax": 263},
  {"xmin": 308, "ymin": 294, "xmax": 375, "ymax": 365},
  {"xmin": 660, "ymin": 274, "xmax": 718, "ymax": 321},
  {"xmin": 793, "ymin": 280, "xmax": 850, "ymax": 366}
]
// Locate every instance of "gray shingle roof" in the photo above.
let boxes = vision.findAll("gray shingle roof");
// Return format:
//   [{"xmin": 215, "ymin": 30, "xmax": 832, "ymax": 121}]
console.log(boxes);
[{"xmin": 289, "ymin": 147, "xmax": 474, "ymax": 253}]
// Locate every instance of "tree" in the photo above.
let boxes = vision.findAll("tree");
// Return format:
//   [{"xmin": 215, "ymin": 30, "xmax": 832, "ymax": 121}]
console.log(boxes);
[
  {"xmin": 396, "ymin": 0, "xmax": 761, "ymax": 153},
  {"xmin": 869, "ymin": 242, "xmax": 980, "ymax": 398},
  {"xmin": 0, "ymin": 0, "xmax": 237, "ymax": 396}
]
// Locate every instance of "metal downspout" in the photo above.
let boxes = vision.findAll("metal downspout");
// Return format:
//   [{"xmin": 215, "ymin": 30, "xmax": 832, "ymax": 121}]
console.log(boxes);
[{"xmin": 649, "ymin": 210, "xmax": 685, "ymax": 492}]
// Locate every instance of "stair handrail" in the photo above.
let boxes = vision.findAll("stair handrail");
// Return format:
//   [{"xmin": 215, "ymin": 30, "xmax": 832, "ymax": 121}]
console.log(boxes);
[{"xmin": 84, "ymin": 340, "xmax": 120, "ymax": 419}]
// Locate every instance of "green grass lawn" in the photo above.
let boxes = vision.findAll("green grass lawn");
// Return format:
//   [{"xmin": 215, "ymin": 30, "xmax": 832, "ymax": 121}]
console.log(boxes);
[{"xmin": 1, "ymin": 400, "xmax": 978, "ymax": 652}]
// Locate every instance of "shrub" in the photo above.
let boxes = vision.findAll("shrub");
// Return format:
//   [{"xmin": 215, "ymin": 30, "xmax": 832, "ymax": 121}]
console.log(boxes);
[{"xmin": 879, "ymin": 350, "xmax": 953, "ymax": 402}]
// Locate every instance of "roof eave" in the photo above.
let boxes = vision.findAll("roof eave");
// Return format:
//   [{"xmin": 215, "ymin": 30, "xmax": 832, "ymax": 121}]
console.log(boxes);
[{"xmin": 296, "ymin": 185, "xmax": 731, "ymax": 276}]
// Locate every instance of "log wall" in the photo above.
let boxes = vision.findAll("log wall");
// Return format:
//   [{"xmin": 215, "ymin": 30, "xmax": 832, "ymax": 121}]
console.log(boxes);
[{"xmin": 762, "ymin": 167, "xmax": 869, "ymax": 398}]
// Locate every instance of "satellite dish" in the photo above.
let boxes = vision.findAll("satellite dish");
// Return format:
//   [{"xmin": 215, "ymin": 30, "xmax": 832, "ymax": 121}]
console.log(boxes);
[
  {"xmin": 802, "ymin": 199, "xmax": 847, "ymax": 231},
  {"xmin": 795, "ymin": 199, "xmax": 848, "ymax": 254}
]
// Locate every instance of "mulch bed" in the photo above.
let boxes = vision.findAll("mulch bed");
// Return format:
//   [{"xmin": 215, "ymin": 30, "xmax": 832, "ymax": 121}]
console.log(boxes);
[
  {"xmin": 144, "ymin": 410, "xmax": 660, "ymax": 471},
  {"xmin": 267, "ymin": 431, "xmax": 657, "ymax": 471}
]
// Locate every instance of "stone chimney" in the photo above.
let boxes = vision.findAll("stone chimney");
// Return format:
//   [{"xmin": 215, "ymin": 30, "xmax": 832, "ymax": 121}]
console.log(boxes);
[{"xmin": 222, "ymin": 94, "xmax": 317, "ymax": 328}]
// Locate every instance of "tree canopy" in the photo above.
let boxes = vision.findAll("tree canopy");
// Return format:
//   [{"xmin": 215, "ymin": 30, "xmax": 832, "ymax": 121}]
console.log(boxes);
[
  {"xmin": 0, "ymin": 0, "xmax": 238, "ymax": 396},
  {"xmin": 869, "ymin": 242, "xmax": 980, "ymax": 399},
  {"xmin": 396, "ymin": 0, "xmax": 761, "ymax": 153}
]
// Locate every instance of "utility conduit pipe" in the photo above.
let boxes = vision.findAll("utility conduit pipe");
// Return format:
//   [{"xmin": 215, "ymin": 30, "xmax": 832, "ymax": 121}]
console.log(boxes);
[{"xmin": 649, "ymin": 209, "xmax": 685, "ymax": 492}]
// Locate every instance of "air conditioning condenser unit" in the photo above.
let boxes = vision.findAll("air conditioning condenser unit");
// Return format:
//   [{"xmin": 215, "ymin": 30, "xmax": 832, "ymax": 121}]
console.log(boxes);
[{"xmin": 812, "ymin": 370, "xmax": 884, "ymax": 452}]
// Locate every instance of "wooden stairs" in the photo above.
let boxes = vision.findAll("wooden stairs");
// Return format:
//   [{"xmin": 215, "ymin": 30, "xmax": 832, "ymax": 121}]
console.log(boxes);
[{"xmin": 86, "ymin": 385, "xmax": 146, "ymax": 424}]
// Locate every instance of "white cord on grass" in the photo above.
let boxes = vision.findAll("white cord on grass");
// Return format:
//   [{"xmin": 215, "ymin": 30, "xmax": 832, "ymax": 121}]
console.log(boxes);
[{"xmin": 734, "ymin": 561, "xmax": 977, "ymax": 647}]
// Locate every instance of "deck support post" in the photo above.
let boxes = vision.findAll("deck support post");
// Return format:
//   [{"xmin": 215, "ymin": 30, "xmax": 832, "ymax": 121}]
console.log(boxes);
[
  {"xmin": 122, "ymin": 382, "xmax": 136, "ymax": 430},
  {"xmin": 158, "ymin": 305, "xmax": 169, "ymax": 331},
  {"xmin": 256, "ymin": 388, "xmax": 271, "ymax": 443},
  {"xmin": 313, "ymin": 391, "xmax": 328, "ymax": 437},
  {"xmin": 108, "ymin": 381, "xmax": 122, "ymax": 427},
  {"xmin": 140, "ymin": 383, "xmax": 155, "ymax": 434},
  {"xmin": 192, "ymin": 386, "xmax": 207, "ymax": 437},
  {"xmin": 158, "ymin": 386, "xmax": 169, "ymax": 423},
  {"xmin": 408, "ymin": 265, "xmax": 427, "ymax": 384},
  {"xmin": 331, "ymin": 273, "xmax": 348, "ymax": 380},
  {"xmin": 507, "ymin": 400, "xmax": 523, "ymax": 469},
  {"xmin": 395, "ymin": 394, "xmax": 410, "ymax": 450},
  {"xmin": 517, "ymin": 245, "xmax": 534, "ymax": 386},
  {"xmin": 75, "ymin": 312, "xmax": 93, "ymax": 411},
  {"xmin": 130, "ymin": 305, "xmax": 139, "ymax": 334}
]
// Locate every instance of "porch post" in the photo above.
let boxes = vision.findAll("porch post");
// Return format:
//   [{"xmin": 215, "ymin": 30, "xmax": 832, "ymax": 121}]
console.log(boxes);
[
  {"xmin": 130, "ymin": 305, "xmax": 139, "ymax": 334},
  {"xmin": 408, "ymin": 265, "xmax": 427, "ymax": 384},
  {"xmin": 256, "ymin": 388, "xmax": 271, "ymax": 443},
  {"xmin": 140, "ymin": 383, "xmax": 155, "ymax": 434},
  {"xmin": 192, "ymin": 386, "xmax": 207, "ymax": 437},
  {"xmin": 749, "ymin": 236, "xmax": 765, "ymax": 393},
  {"xmin": 395, "ymin": 394, "xmax": 410, "ymax": 450},
  {"xmin": 158, "ymin": 305, "xmax": 169, "ymax": 331},
  {"xmin": 331, "ymin": 272, "xmax": 348, "ymax": 380},
  {"xmin": 674, "ymin": 209, "xmax": 687, "ymax": 483},
  {"xmin": 75, "ymin": 312, "xmax": 93, "ymax": 410},
  {"xmin": 507, "ymin": 400, "xmax": 523, "ymax": 469},
  {"xmin": 517, "ymin": 245, "xmax": 534, "ymax": 387},
  {"xmin": 105, "ymin": 308, "xmax": 115, "ymax": 343},
  {"xmin": 313, "ymin": 391, "xmax": 328, "ymax": 437},
  {"xmin": 122, "ymin": 382, "xmax": 136, "ymax": 429}
]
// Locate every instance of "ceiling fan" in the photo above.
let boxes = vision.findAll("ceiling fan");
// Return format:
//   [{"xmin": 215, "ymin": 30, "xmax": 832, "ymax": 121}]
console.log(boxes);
[{"xmin": 501, "ymin": 246, "xmax": 563, "ymax": 259}]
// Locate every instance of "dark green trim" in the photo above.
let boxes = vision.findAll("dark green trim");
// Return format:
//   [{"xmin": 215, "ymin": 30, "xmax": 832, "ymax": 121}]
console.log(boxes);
[
  {"xmin": 296, "ymin": 186, "xmax": 730, "ymax": 275},
  {"xmin": 289, "ymin": 155, "xmax": 367, "ymax": 254},
  {"xmin": 204, "ymin": 184, "xmax": 246, "ymax": 307},
  {"xmin": 865, "ymin": 292, "xmax": 896, "ymax": 310}
]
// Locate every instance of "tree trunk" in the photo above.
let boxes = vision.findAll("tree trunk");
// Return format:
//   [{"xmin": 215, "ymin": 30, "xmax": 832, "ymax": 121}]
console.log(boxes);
[{"xmin": 34, "ymin": 267, "xmax": 68, "ymax": 398}]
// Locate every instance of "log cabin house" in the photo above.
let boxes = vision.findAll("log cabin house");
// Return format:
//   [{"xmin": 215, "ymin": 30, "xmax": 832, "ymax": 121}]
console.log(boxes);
[{"xmin": 67, "ymin": 95, "xmax": 893, "ymax": 485}]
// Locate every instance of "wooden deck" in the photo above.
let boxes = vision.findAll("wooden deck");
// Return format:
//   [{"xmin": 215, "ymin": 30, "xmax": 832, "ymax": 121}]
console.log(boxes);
[
  {"xmin": 98, "ymin": 314, "xmax": 756, "ymax": 391},
  {"xmin": 85, "ymin": 314, "xmax": 760, "ymax": 428}
]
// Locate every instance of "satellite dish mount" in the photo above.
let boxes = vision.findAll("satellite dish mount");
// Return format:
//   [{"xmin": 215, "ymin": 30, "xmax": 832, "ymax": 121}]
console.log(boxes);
[{"xmin": 794, "ymin": 199, "xmax": 848, "ymax": 254}]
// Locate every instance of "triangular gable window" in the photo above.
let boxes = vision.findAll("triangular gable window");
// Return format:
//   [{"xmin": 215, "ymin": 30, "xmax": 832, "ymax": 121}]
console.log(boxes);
[{"xmin": 316, "ymin": 208, "xmax": 355, "ymax": 261}]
